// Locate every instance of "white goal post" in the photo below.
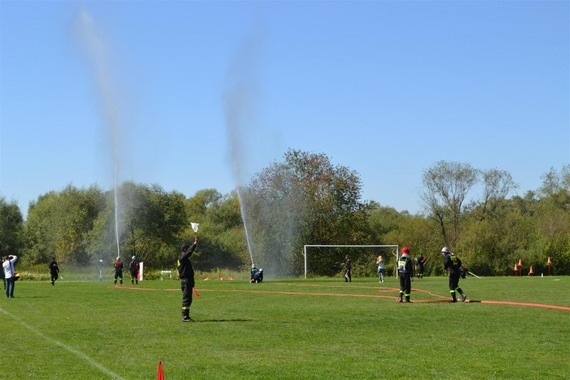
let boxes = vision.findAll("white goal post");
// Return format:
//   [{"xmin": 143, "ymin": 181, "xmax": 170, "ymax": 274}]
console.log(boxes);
[{"xmin": 303, "ymin": 244, "xmax": 400, "ymax": 279}]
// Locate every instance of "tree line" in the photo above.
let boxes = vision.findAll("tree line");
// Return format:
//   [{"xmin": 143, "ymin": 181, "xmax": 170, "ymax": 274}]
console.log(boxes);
[{"xmin": 1, "ymin": 149, "xmax": 568, "ymax": 277}]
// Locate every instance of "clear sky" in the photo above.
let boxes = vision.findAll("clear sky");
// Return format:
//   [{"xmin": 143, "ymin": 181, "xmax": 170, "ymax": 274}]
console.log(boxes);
[{"xmin": 1, "ymin": 0, "xmax": 568, "ymax": 218}]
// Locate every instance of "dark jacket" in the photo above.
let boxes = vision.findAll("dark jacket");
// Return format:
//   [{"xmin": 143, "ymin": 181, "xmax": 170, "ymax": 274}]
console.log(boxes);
[
  {"xmin": 397, "ymin": 255, "xmax": 413, "ymax": 276},
  {"xmin": 444, "ymin": 253, "xmax": 462, "ymax": 276},
  {"xmin": 49, "ymin": 260, "xmax": 59, "ymax": 274},
  {"xmin": 178, "ymin": 243, "xmax": 197, "ymax": 284}
]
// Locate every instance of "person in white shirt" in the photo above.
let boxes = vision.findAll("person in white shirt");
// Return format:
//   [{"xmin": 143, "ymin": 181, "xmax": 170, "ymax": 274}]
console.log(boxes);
[
  {"xmin": 2, "ymin": 255, "xmax": 18, "ymax": 298},
  {"xmin": 376, "ymin": 255, "xmax": 385, "ymax": 283}
]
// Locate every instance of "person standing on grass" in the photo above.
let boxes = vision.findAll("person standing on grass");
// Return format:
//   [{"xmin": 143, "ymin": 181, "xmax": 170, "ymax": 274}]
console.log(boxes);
[
  {"xmin": 441, "ymin": 247, "xmax": 467, "ymax": 302},
  {"xmin": 376, "ymin": 254, "xmax": 385, "ymax": 283},
  {"xmin": 49, "ymin": 257, "xmax": 60, "ymax": 286},
  {"xmin": 2, "ymin": 255, "xmax": 18, "ymax": 298},
  {"xmin": 397, "ymin": 247, "xmax": 413, "ymax": 303},
  {"xmin": 129, "ymin": 256, "xmax": 139, "ymax": 285},
  {"xmin": 114, "ymin": 257, "xmax": 124, "ymax": 285},
  {"xmin": 344, "ymin": 255, "xmax": 352, "ymax": 282},
  {"xmin": 416, "ymin": 254, "xmax": 428, "ymax": 279},
  {"xmin": 0, "ymin": 259, "xmax": 5, "ymax": 290},
  {"xmin": 177, "ymin": 236, "xmax": 198, "ymax": 322}
]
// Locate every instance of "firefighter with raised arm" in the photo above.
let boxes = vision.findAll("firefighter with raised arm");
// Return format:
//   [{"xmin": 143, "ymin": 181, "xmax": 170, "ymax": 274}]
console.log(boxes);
[{"xmin": 178, "ymin": 236, "xmax": 198, "ymax": 322}]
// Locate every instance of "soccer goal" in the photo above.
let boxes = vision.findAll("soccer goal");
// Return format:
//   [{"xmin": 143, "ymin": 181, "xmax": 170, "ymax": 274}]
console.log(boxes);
[{"xmin": 302, "ymin": 244, "xmax": 400, "ymax": 279}]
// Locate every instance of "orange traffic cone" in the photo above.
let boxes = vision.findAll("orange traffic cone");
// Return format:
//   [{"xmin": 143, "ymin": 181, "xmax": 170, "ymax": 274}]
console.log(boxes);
[
  {"xmin": 528, "ymin": 266, "xmax": 534, "ymax": 276},
  {"xmin": 157, "ymin": 361, "xmax": 165, "ymax": 380}
]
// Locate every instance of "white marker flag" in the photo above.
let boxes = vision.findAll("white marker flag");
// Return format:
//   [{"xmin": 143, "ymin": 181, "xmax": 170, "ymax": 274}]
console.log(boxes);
[{"xmin": 191, "ymin": 222, "xmax": 199, "ymax": 233}]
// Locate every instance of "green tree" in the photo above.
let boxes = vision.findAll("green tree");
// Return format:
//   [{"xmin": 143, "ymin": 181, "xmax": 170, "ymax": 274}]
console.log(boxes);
[
  {"xmin": 421, "ymin": 161, "xmax": 479, "ymax": 247},
  {"xmin": 188, "ymin": 191, "xmax": 248, "ymax": 272},
  {"xmin": 89, "ymin": 182, "xmax": 189, "ymax": 268},
  {"xmin": 245, "ymin": 149, "xmax": 367, "ymax": 276},
  {"xmin": 23, "ymin": 185, "xmax": 104, "ymax": 265},
  {"xmin": 0, "ymin": 197, "xmax": 24, "ymax": 256}
]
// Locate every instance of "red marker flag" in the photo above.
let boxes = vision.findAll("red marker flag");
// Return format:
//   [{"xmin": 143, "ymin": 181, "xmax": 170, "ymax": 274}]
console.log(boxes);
[
  {"xmin": 157, "ymin": 361, "xmax": 165, "ymax": 380},
  {"xmin": 193, "ymin": 287, "xmax": 200, "ymax": 298}
]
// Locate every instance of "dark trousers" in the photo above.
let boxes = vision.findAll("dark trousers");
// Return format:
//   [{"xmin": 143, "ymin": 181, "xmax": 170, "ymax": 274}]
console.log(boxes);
[
  {"xmin": 5, "ymin": 277, "xmax": 15, "ymax": 298},
  {"xmin": 51, "ymin": 271, "xmax": 58, "ymax": 283},
  {"xmin": 399, "ymin": 274, "xmax": 411, "ymax": 300},
  {"xmin": 449, "ymin": 274, "xmax": 463, "ymax": 300},
  {"xmin": 180, "ymin": 278, "xmax": 193, "ymax": 317},
  {"xmin": 114, "ymin": 270, "xmax": 123, "ymax": 284}
]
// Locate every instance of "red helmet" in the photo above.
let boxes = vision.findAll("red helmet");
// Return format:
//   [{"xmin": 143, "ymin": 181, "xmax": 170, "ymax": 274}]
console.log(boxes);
[{"xmin": 402, "ymin": 247, "xmax": 410, "ymax": 255}]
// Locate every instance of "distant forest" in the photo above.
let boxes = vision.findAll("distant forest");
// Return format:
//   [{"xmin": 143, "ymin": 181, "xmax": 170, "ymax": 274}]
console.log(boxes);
[{"xmin": 1, "ymin": 150, "xmax": 568, "ymax": 277}]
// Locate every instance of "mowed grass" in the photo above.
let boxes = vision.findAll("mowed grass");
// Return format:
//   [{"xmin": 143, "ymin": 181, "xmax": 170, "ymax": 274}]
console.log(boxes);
[{"xmin": 1, "ymin": 275, "xmax": 569, "ymax": 379}]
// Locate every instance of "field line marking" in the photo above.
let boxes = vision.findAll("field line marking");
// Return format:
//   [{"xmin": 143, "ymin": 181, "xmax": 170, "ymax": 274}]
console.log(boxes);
[
  {"xmin": 0, "ymin": 306, "xmax": 126, "ymax": 380},
  {"xmin": 165, "ymin": 288, "xmax": 570, "ymax": 311},
  {"xmin": 480, "ymin": 300, "xmax": 570, "ymax": 312}
]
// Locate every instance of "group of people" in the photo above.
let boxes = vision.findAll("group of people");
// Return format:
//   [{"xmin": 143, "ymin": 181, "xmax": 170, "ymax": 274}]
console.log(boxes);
[
  {"xmin": 113, "ymin": 256, "xmax": 140, "ymax": 285},
  {"xmin": 3, "ymin": 237, "xmax": 467, "ymax": 324},
  {"xmin": 343, "ymin": 246, "xmax": 468, "ymax": 304},
  {"xmin": 396, "ymin": 246, "xmax": 467, "ymax": 303}
]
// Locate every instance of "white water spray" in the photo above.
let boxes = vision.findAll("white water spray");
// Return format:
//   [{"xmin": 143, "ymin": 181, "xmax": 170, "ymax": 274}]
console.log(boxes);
[
  {"xmin": 235, "ymin": 188, "xmax": 254, "ymax": 264},
  {"xmin": 224, "ymin": 29, "xmax": 263, "ymax": 267},
  {"xmin": 75, "ymin": 9, "xmax": 122, "ymax": 258}
]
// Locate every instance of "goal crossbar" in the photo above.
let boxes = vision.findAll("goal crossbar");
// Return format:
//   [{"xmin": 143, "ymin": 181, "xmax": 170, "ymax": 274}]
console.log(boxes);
[{"xmin": 303, "ymin": 244, "xmax": 400, "ymax": 279}]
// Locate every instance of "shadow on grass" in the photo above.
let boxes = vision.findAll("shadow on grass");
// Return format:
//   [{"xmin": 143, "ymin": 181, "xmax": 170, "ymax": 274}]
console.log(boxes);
[{"xmin": 195, "ymin": 318, "xmax": 253, "ymax": 323}]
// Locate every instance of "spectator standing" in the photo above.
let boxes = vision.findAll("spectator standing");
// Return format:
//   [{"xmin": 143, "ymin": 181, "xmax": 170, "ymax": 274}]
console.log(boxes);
[
  {"xmin": 376, "ymin": 255, "xmax": 385, "ymax": 283},
  {"xmin": 2, "ymin": 255, "xmax": 18, "ymax": 298},
  {"xmin": 344, "ymin": 255, "xmax": 352, "ymax": 282}
]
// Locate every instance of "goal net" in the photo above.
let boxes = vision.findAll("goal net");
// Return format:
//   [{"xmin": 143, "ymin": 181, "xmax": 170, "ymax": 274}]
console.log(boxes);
[{"xmin": 302, "ymin": 244, "xmax": 400, "ymax": 279}]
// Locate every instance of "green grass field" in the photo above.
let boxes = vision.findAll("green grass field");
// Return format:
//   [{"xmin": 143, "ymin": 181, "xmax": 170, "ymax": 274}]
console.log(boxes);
[{"xmin": 2, "ymin": 274, "xmax": 569, "ymax": 379}]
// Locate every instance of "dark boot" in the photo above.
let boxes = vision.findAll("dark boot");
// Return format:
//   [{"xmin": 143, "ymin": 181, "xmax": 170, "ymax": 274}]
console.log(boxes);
[
  {"xmin": 451, "ymin": 291, "xmax": 457, "ymax": 303},
  {"xmin": 182, "ymin": 309, "xmax": 193, "ymax": 322}
]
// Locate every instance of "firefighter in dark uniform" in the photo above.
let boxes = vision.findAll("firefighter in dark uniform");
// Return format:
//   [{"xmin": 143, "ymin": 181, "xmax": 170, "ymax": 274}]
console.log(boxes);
[
  {"xmin": 397, "ymin": 246, "xmax": 414, "ymax": 303},
  {"xmin": 49, "ymin": 257, "xmax": 60, "ymax": 286},
  {"xmin": 177, "ymin": 236, "xmax": 198, "ymax": 322},
  {"xmin": 129, "ymin": 256, "xmax": 139, "ymax": 285},
  {"xmin": 114, "ymin": 257, "xmax": 124, "ymax": 285},
  {"xmin": 442, "ymin": 246, "xmax": 467, "ymax": 302}
]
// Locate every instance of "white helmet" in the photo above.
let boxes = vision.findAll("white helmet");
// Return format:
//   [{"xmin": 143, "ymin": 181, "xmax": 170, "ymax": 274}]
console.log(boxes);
[
  {"xmin": 441, "ymin": 247, "xmax": 450, "ymax": 254},
  {"xmin": 132, "ymin": 256, "xmax": 136, "ymax": 260}
]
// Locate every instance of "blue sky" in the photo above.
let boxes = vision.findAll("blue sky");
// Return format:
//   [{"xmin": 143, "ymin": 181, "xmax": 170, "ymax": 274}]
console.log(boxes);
[{"xmin": 1, "ymin": 0, "xmax": 568, "ymax": 218}]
